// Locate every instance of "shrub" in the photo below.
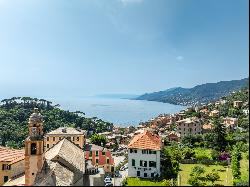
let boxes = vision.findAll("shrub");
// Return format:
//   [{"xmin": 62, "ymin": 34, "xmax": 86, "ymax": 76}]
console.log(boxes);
[
  {"xmin": 211, "ymin": 150, "xmax": 220, "ymax": 160},
  {"xmin": 219, "ymin": 152, "xmax": 230, "ymax": 161},
  {"xmin": 218, "ymin": 160, "xmax": 229, "ymax": 166},
  {"xmin": 195, "ymin": 148, "xmax": 211, "ymax": 160},
  {"xmin": 231, "ymin": 146, "xmax": 241, "ymax": 180}
]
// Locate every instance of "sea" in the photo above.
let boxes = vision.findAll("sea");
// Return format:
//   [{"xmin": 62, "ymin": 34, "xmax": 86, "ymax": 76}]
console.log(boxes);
[{"xmin": 50, "ymin": 96, "xmax": 186, "ymax": 127}]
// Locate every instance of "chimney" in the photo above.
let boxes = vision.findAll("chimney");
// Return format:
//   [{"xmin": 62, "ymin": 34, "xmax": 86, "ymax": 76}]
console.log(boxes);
[{"xmin": 62, "ymin": 128, "xmax": 67, "ymax": 133}]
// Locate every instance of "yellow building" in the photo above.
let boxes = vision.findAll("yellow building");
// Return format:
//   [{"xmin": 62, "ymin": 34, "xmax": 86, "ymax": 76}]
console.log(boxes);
[
  {"xmin": 0, "ymin": 146, "xmax": 25, "ymax": 186},
  {"xmin": 44, "ymin": 127, "xmax": 86, "ymax": 151}
]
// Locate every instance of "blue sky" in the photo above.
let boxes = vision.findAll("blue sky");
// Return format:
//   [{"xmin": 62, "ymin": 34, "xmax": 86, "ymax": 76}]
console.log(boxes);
[{"xmin": 0, "ymin": 0, "xmax": 249, "ymax": 98}]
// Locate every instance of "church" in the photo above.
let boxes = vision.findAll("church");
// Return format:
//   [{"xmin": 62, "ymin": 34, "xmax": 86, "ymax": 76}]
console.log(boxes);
[{"xmin": 4, "ymin": 108, "xmax": 105, "ymax": 186}]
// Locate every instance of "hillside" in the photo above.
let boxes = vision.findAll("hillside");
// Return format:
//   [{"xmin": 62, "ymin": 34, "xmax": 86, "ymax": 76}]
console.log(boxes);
[
  {"xmin": 0, "ymin": 97, "xmax": 113, "ymax": 148},
  {"xmin": 136, "ymin": 78, "xmax": 249, "ymax": 106}
]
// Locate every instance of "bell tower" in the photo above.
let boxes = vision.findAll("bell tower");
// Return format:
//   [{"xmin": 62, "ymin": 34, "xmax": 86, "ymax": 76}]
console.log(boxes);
[{"xmin": 25, "ymin": 108, "xmax": 45, "ymax": 186}]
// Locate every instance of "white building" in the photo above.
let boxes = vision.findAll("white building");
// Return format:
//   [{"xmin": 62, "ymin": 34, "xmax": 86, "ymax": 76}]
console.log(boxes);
[
  {"xmin": 243, "ymin": 109, "xmax": 249, "ymax": 116},
  {"xmin": 128, "ymin": 130, "xmax": 162, "ymax": 178},
  {"xmin": 223, "ymin": 117, "xmax": 238, "ymax": 130}
]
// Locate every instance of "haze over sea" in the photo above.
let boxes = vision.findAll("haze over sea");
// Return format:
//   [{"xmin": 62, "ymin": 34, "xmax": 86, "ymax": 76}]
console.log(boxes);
[{"xmin": 50, "ymin": 96, "xmax": 185, "ymax": 127}]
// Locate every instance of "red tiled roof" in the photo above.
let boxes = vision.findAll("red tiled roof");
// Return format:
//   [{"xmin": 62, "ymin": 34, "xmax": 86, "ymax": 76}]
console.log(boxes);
[
  {"xmin": 202, "ymin": 124, "xmax": 213, "ymax": 130},
  {"xmin": 0, "ymin": 146, "xmax": 24, "ymax": 164},
  {"xmin": 128, "ymin": 130, "xmax": 161, "ymax": 150}
]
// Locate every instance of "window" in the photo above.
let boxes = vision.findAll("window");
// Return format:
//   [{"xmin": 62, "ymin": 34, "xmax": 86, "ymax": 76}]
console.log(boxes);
[
  {"xmin": 4, "ymin": 176, "xmax": 9, "ymax": 182},
  {"xmin": 53, "ymin": 137, "xmax": 55, "ymax": 141},
  {"xmin": 140, "ymin": 160, "xmax": 147, "ymax": 167},
  {"xmin": 144, "ymin": 173, "xmax": 147, "ymax": 178},
  {"xmin": 31, "ymin": 143, "xmax": 37, "ymax": 155},
  {"xmin": 107, "ymin": 158, "xmax": 110, "ymax": 164},
  {"xmin": 151, "ymin": 173, "xmax": 154, "ymax": 178},
  {"xmin": 132, "ymin": 159, "xmax": 135, "ymax": 166},
  {"xmin": 149, "ymin": 161, "xmax": 156, "ymax": 168},
  {"xmin": 73, "ymin": 137, "xmax": 75, "ymax": 141},
  {"xmin": 89, "ymin": 151, "xmax": 92, "ymax": 157},
  {"xmin": 137, "ymin": 171, "xmax": 140, "ymax": 177},
  {"xmin": 2, "ymin": 164, "xmax": 10, "ymax": 170},
  {"xmin": 184, "ymin": 128, "xmax": 185, "ymax": 131},
  {"xmin": 59, "ymin": 137, "xmax": 62, "ymax": 140},
  {"xmin": 47, "ymin": 137, "xmax": 49, "ymax": 141},
  {"xmin": 149, "ymin": 150, "xmax": 156, "ymax": 154},
  {"xmin": 96, "ymin": 151, "xmax": 99, "ymax": 156},
  {"xmin": 96, "ymin": 159, "xmax": 99, "ymax": 164},
  {"xmin": 102, "ymin": 152, "xmax": 106, "ymax": 156},
  {"xmin": 130, "ymin": 149, "xmax": 137, "ymax": 153},
  {"xmin": 77, "ymin": 137, "xmax": 80, "ymax": 141},
  {"xmin": 47, "ymin": 144, "xmax": 49, "ymax": 148}
]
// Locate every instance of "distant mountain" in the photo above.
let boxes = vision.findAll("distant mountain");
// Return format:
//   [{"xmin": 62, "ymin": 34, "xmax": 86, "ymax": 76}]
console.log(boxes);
[
  {"xmin": 136, "ymin": 78, "xmax": 249, "ymax": 106},
  {"xmin": 95, "ymin": 94, "xmax": 140, "ymax": 99}
]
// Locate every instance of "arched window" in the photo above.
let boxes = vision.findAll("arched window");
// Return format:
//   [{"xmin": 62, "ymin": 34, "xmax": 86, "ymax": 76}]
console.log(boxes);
[{"xmin": 31, "ymin": 143, "xmax": 37, "ymax": 155}]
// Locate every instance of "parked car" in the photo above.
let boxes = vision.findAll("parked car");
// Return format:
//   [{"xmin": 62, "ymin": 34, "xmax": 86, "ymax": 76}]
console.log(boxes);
[
  {"xmin": 114, "ymin": 171, "xmax": 122, "ymax": 178},
  {"xmin": 104, "ymin": 177, "xmax": 112, "ymax": 183},
  {"xmin": 105, "ymin": 182, "xmax": 113, "ymax": 186}
]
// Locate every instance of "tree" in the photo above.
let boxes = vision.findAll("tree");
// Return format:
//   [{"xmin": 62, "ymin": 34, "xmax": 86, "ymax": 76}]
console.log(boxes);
[
  {"xmin": 188, "ymin": 166, "xmax": 206, "ymax": 186},
  {"xmin": 161, "ymin": 143, "xmax": 182, "ymax": 180},
  {"xmin": 90, "ymin": 134, "xmax": 107, "ymax": 146},
  {"xmin": 212, "ymin": 117, "xmax": 227, "ymax": 151},
  {"xmin": 205, "ymin": 169, "xmax": 220, "ymax": 185},
  {"xmin": 231, "ymin": 145, "xmax": 241, "ymax": 181}
]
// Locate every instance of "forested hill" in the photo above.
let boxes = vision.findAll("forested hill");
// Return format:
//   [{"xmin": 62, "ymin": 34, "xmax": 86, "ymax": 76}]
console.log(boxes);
[
  {"xmin": 0, "ymin": 97, "xmax": 113, "ymax": 148},
  {"xmin": 136, "ymin": 78, "xmax": 249, "ymax": 106}
]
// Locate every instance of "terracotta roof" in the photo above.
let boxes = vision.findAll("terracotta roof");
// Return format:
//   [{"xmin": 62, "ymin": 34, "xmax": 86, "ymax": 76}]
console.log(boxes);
[
  {"xmin": 128, "ymin": 130, "xmax": 161, "ymax": 150},
  {"xmin": 202, "ymin": 124, "xmax": 213, "ymax": 130},
  {"xmin": 168, "ymin": 131, "xmax": 181, "ymax": 138},
  {"xmin": 0, "ymin": 146, "xmax": 24, "ymax": 164}
]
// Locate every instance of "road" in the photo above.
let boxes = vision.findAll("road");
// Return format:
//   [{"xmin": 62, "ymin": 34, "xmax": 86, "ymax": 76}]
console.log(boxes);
[
  {"xmin": 113, "ymin": 155, "xmax": 125, "ymax": 166},
  {"xmin": 112, "ymin": 155, "xmax": 127, "ymax": 186},
  {"xmin": 113, "ymin": 169, "xmax": 128, "ymax": 186}
]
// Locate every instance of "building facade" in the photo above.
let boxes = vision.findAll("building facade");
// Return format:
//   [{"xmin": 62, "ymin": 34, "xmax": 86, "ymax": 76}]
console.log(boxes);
[
  {"xmin": 176, "ymin": 117, "xmax": 202, "ymax": 138},
  {"xmin": 85, "ymin": 144, "xmax": 114, "ymax": 173},
  {"xmin": 0, "ymin": 147, "xmax": 25, "ymax": 185},
  {"xmin": 128, "ymin": 130, "xmax": 162, "ymax": 178},
  {"xmin": 223, "ymin": 117, "xmax": 238, "ymax": 130},
  {"xmin": 44, "ymin": 127, "xmax": 86, "ymax": 150}
]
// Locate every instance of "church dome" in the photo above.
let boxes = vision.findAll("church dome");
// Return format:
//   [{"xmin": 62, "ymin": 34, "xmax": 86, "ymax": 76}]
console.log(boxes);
[{"xmin": 29, "ymin": 108, "xmax": 43, "ymax": 123}]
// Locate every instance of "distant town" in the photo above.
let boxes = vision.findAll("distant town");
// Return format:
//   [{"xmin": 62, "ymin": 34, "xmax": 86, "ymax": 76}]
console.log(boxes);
[{"xmin": 0, "ymin": 87, "xmax": 248, "ymax": 186}]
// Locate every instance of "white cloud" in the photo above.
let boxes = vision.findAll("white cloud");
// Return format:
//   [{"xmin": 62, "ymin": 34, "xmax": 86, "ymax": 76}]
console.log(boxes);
[
  {"xmin": 118, "ymin": 0, "xmax": 144, "ymax": 6},
  {"xmin": 176, "ymin": 56, "xmax": 184, "ymax": 61}
]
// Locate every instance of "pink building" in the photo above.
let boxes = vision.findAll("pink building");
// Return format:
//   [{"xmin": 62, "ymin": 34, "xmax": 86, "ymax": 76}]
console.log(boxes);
[{"xmin": 85, "ymin": 144, "xmax": 114, "ymax": 173}]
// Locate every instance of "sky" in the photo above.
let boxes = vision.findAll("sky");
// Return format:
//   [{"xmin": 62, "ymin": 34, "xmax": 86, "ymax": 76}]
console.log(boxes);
[{"xmin": 0, "ymin": 0, "xmax": 249, "ymax": 98}]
